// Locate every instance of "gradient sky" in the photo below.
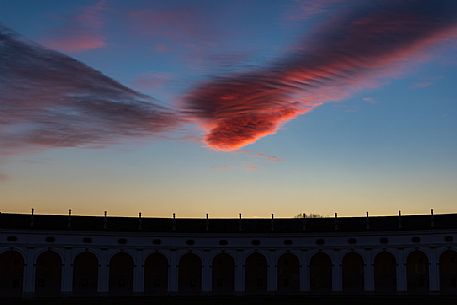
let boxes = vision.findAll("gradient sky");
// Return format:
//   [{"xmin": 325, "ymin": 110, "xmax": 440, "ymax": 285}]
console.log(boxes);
[{"xmin": 0, "ymin": 0, "xmax": 456, "ymax": 218}]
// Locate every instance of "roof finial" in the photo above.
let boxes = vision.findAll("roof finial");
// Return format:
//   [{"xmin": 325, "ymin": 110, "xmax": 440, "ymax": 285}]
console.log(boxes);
[
  {"xmin": 30, "ymin": 208, "xmax": 34, "ymax": 228},
  {"xmin": 103, "ymin": 211, "xmax": 108, "ymax": 229},
  {"xmin": 67, "ymin": 209, "xmax": 72, "ymax": 229},
  {"xmin": 271, "ymin": 213, "xmax": 274, "ymax": 232},
  {"xmin": 138, "ymin": 212, "xmax": 142, "ymax": 230}
]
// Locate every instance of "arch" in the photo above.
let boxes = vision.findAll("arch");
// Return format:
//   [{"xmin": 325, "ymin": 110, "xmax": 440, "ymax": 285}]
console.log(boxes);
[
  {"xmin": 0, "ymin": 250, "xmax": 24, "ymax": 296},
  {"xmin": 342, "ymin": 252, "xmax": 364, "ymax": 292},
  {"xmin": 178, "ymin": 252, "xmax": 202, "ymax": 294},
  {"xmin": 310, "ymin": 252, "xmax": 332, "ymax": 292},
  {"xmin": 35, "ymin": 250, "xmax": 61, "ymax": 296},
  {"xmin": 407, "ymin": 250, "xmax": 429, "ymax": 292},
  {"xmin": 245, "ymin": 252, "xmax": 267, "ymax": 294},
  {"xmin": 374, "ymin": 251, "xmax": 396, "ymax": 292},
  {"xmin": 73, "ymin": 252, "xmax": 98, "ymax": 294},
  {"xmin": 144, "ymin": 252, "xmax": 168, "ymax": 295},
  {"xmin": 109, "ymin": 252, "xmax": 133, "ymax": 295},
  {"xmin": 277, "ymin": 253, "xmax": 299, "ymax": 293},
  {"xmin": 439, "ymin": 250, "xmax": 457, "ymax": 293},
  {"xmin": 212, "ymin": 253, "xmax": 235, "ymax": 294}
]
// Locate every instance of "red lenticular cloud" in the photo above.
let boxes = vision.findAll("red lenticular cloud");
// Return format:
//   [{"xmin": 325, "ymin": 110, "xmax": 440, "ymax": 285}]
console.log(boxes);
[{"xmin": 185, "ymin": 0, "xmax": 457, "ymax": 151}]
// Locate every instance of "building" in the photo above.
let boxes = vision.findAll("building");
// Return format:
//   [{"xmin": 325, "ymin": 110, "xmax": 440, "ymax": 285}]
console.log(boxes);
[{"xmin": 0, "ymin": 212, "xmax": 456, "ymax": 298}]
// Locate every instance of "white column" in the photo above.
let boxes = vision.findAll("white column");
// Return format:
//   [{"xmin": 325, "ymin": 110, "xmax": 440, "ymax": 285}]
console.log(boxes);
[
  {"xmin": 202, "ymin": 258, "xmax": 212, "ymax": 293},
  {"xmin": 234, "ymin": 252, "xmax": 245, "ymax": 294},
  {"xmin": 364, "ymin": 253, "xmax": 374, "ymax": 292},
  {"xmin": 98, "ymin": 253, "xmax": 109, "ymax": 294},
  {"xmin": 23, "ymin": 250, "xmax": 36, "ymax": 296},
  {"xmin": 168, "ymin": 252, "xmax": 178, "ymax": 293},
  {"xmin": 396, "ymin": 251, "xmax": 407, "ymax": 292},
  {"xmin": 133, "ymin": 251, "xmax": 144, "ymax": 294},
  {"xmin": 61, "ymin": 250, "xmax": 73, "ymax": 294},
  {"xmin": 429, "ymin": 250, "xmax": 439, "ymax": 292},
  {"xmin": 267, "ymin": 255, "xmax": 277, "ymax": 293},
  {"xmin": 332, "ymin": 258, "xmax": 342, "ymax": 292},
  {"xmin": 300, "ymin": 256, "xmax": 310, "ymax": 292}
]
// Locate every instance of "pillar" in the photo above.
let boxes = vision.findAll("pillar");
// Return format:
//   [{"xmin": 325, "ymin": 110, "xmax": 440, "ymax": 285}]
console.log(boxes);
[
  {"xmin": 300, "ymin": 257, "xmax": 310, "ymax": 292},
  {"xmin": 396, "ymin": 251, "xmax": 407, "ymax": 292},
  {"xmin": 267, "ymin": 256, "xmax": 277, "ymax": 293},
  {"xmin": 133, "ymin": 251, "xmax": 144, "ymax": 294},
  {"xmin": 332, "ymin": 260, "xmax": 342, "ymax": 292},
  {"xmin": 61, "ymin": 250, "xmax": 73, "ymax": 294},
  {"xmin": 168, "ymin": 252, "xmax": 178, "ymax": 294},
  {"xmin": 98, "ymin": 253, "xmax": 109, "ymax": 294},
  {"xmin": 234, "ymin": 252, "xmax": 244, "ymax": 294},
  {"xmin": 364, "ymin": 253, "xmax": 374, "ymax": 292},
  {"xmin": 202, "ymin": 259, "xmax": 212, "ymax": 293},
  {"xmin": 429, "ymin": 250, "xmax": 440, "ymax": 292},
  {"xmin": 23, "ymin": 250, "xmax": 35, "ymax": 296}
]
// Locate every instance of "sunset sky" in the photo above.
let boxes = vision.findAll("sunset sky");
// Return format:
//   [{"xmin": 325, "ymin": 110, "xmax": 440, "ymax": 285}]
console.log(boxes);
[{"xmin": 1, "ymin": 0, "xmax": 456, "ymax": 218}]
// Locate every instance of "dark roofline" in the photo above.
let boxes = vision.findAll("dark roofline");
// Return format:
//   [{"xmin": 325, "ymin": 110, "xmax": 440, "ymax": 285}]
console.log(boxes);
[{"xmin": 0, "ymin": 212, "xmax": 456, "ymax": 233}]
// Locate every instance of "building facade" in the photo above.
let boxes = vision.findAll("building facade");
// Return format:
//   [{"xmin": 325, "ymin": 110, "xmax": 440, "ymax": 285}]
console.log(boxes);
[{"xmin": 0, "ymin": 212, "xmax": 456, "ymax": 297}]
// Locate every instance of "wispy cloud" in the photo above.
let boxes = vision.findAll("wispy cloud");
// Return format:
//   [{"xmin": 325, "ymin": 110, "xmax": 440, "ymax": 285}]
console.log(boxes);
[
  {"xmin": 0, "ymin": 26, "xmax": 180, "ymax": 156},
  {"xmin": 285, "ymin": 0, "xmax": 347, "ymax": 21},
  {"xmin": 131, "ymin": 73, "xmax": 173, "ymax": 90},
  {"xmin": 412, "ymin": 81, "xmax": 433, "ymax": 89},
  {"xmin": 43, "ymin": 0, "xmax": 106, "ymax": 53},
  {"xmin": 184, "ymin": 0, "xmax": 457, "ymax": 151},
  {"xmin": 0, "ymin": 173, "xmax": 8, "ymax": 182},
  {"xmin": 128, "ymin": 8, "xmax": 215, "ymax": 47},
  {"xmin": 239, "ymin": 150, "xmax": 282, "ymax": 162}
]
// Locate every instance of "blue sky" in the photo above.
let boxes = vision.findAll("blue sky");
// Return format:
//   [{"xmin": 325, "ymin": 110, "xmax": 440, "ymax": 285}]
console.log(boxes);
[{"xmin": 0, "ymin": 0, "xmax": 456, "ymax": 217}]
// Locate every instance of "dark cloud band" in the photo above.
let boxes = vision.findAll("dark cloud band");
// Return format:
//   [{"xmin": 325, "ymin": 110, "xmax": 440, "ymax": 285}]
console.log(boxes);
[{"xmin": 0, "ymin": 26, "xmax": 180, "ymax": 155}]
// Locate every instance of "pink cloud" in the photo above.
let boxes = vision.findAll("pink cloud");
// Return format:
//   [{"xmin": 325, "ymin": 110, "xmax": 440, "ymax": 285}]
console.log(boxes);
[
  {"xmin": 127, "ymin": 8, "xmax": 219, "ymax": 58},
  {"xmin": 43, "ymin": 0, "xmax": 106, "ymax": 53},
  {"xmin": 0, "ymin": 173, "xmax": 8, "ymax": 182},
  {"xmin": 131, "ymin": 73, "xmax": 172, "ymax": 90},
  {"xmin": 128, "ymin": 9, "xmax": 207, "ymax": 40},
  {"xmin": 285, "ymin": 0, "xmax": 347, "ymax": 21},
  {"xmin": 412, "ymin": 81, "xmax": 433, "ymax": 89},
  {"xmin": 45, "ymin": 33, "xmax": 105, "ymax": 53},
  {"xmin": 245, "ymin": 164, "xmax": 258, "ymax": 172}
]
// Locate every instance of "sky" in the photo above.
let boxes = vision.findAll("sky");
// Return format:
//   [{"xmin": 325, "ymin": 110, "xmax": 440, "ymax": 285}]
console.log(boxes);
[{"xmin": 0, "ymin": 0, "xmax": 456, "ymax": 218}]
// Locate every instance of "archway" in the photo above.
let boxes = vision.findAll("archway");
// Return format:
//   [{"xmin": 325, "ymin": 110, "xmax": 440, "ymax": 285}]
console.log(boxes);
[
  {"xmin": 178, "ymin": 252, "xmax": 202, "ymax": 294},
  {"xmin": 109, "ymin": 252, "xmax": 133, "ymax": 295},
  {"xmin": 374, "ymin": 251, "xmax": 396, "ymax": 292},
  {"xmin": 212, "ymin": 253, "xmax": 234, "ymax": 294},
  {"xmin": 0, "ymin": 250, "xmax": 24, "ymax": 296},
  {"xmin": 277, "ymin": 253, "xmax": 299, "ymax": 293},
  {"xmin": 245, "ymin": 252, "xmax": 267, "ymax": 294},
  {"xmin": 342, "ymin": 252, "xmax": 364, "ymax": 292},
  {"xmin": 407, "ymin": 250, "xmax": 429, "ymax": 292},
  {"xmin": 310, "ymin": 252, "xmax": 332, "ymax": 292},
  {"xmin": 73, "ymin": 252, "xmax": 98, "ymax": 294},
  {"xmin": 439, "ymin": 250, "xmax": 457, "ymax": 293},
  {"xmin": 35, "ymin": 251, "xmax": 61, "ymax": 296},
  {"xmin": 144, "ymin": 252, "xmax": 168, "ymax": 294}
]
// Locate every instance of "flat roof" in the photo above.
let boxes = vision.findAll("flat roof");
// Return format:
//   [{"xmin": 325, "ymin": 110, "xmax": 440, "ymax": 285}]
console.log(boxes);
[{"xmin": 1, "ymin": 213, "xmax": 456, "ymax": 233}]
